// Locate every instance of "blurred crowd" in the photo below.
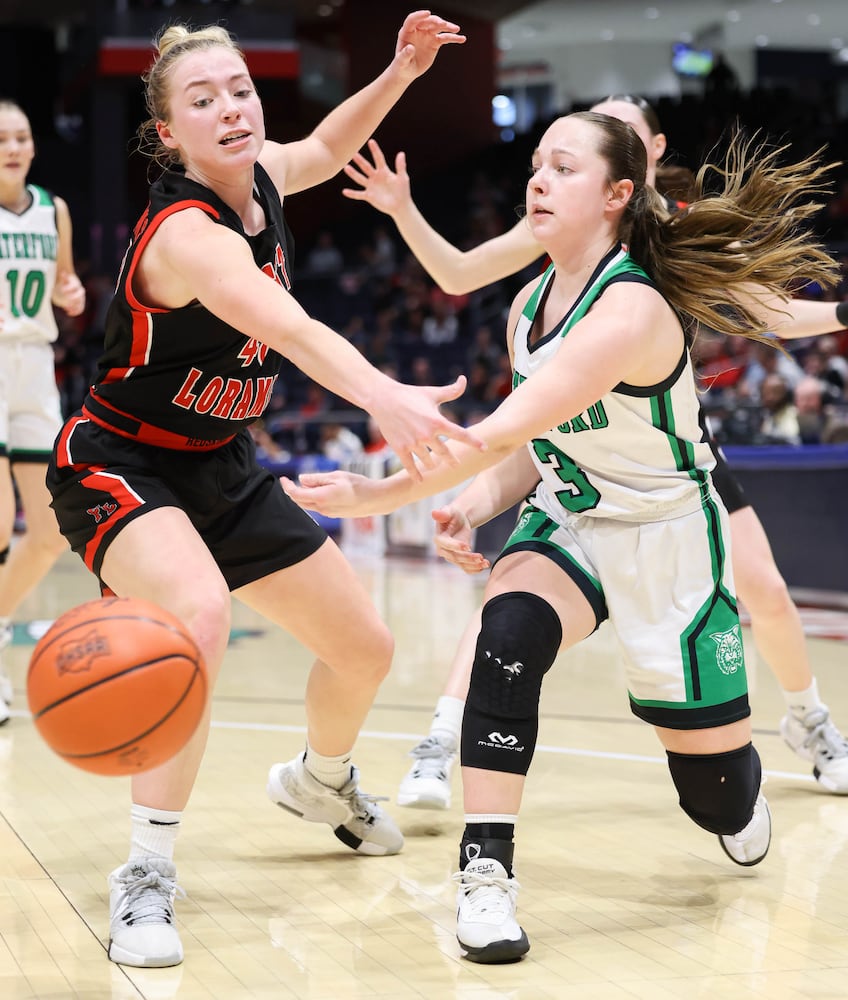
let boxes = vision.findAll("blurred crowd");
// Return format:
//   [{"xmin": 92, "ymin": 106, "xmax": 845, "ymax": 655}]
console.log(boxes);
[{"xmin": 52, "ymin": 91, "xmax": 848, "ymax": 462}]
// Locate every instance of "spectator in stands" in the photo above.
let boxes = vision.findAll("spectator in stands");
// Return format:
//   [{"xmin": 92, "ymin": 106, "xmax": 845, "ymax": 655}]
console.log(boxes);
[
  {"xmin": 249, "ymin": 419, "xmax": 291, "ymax": 464},
  {"xmin": 422, "ymin": 291, "xmax": 459, "ymax": 346},
  {"xmin": 737, "ymin": 340, "xmax": 804, "ymax": 403},
  {"xmin": 305, "ymin": 230, "xmax": 345, "ymax": 277},
  {"xmin": 320, "ymin": 421, "xmax": 365, "ymax": 465},
  {"xmin": 371, "ymin": 223, "xmax": 398, "ymax": 278},
  {"xmin": 693, "ymin": 330, "xmax": 746, "ymax": 408},
  {"xmin": 759, "ymin": 373, "xmax": 801, "ymax": 444},
  {"xmin": 816, "ymin": 333, "xmax": 848, "ymax": 393},
  {"xmin": 794, "ymin": 375, "xmax": 830, "ymax": 444}
]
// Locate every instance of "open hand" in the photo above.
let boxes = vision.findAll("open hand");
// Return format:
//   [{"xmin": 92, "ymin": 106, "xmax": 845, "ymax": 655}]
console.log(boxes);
[
  {"xmin": 392, "ymin": 10, "xmax": 466, "ymax": 83},
  {"xmin": 281, "ymin": 470, "xmax": 378, "ymax": 519},
  {"xmin": 432, "ymin": 505, "xmax": 489, "ymax": 574},
  {"xmin": 343, "ymin": 139, "xmax": 410, "ymax": 217},
  {"xmin": 373, "ymin": 374, "xmax": 485, "ymax": 481}
]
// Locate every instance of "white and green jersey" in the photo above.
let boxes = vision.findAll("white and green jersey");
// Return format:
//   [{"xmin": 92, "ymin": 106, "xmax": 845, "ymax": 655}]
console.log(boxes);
[
  {"xmin": 512, "ymin": 243, "xmax": 714, "ymax": 524},
  {"xmin": 0, "ymin": 184, "xmax": 59, "ymax": 344}
]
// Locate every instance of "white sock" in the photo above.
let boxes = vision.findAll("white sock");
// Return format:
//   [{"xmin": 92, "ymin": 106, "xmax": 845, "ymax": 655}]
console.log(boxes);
[
  {"xmin": 465, "ymin": 813, "xmax": 518, "ymax": 826},
  {"xmin": 129, "ymin": 804, "xmax": 181, "ymax": 862},
  {"xmin": 304, "ymin": 743, "xmax": 352, "ymax": 790},
  {"xmin": 783, "ymin": 677, "xmax": 825, "ymax": 718},
  {"xmin": 430, "ymin": 695, "xmax": 464, "ymax": 748}
]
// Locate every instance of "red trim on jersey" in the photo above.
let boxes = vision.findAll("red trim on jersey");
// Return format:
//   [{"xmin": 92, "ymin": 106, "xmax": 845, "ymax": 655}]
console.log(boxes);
[
  {"xmin": 124, "ymin": 199, "xmax": 221, "ymax": 314},
  {"xmin": 82, "ymin": 400, "xmax": 235, "ymax": 452},
  {"xmin": 55, "ymin": 415, "xmax": 90, "ymax": 470},
  {"xmin": 81, "ymin": 468, "xmax": 145, "ymax": 572},
  {"xmin": 101, "ymin": 199, "xmax": 222, "ymax": 386}
]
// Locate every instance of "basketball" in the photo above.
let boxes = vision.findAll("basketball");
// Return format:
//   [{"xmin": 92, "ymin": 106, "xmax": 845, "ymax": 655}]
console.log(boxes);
[{"xmin": 27, "ymin": 596, "xmax": 207, "ymax": 776}]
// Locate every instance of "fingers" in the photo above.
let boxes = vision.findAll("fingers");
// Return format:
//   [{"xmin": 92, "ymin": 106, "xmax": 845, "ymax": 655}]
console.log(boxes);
[
  {"xmin": 345, "ymin": 156, "xmax": 370, "ymax": 179},
  {"xmin": 434, "ymin": 539, "xmax": 489, "ymax": 574},
  {"xmin": 431, "ymin": 374, "xmax": 466, "ymax": 403},
  {"xmin": 366, "ymin": 138, "xmax": 388, "ymax": 168},
  {"xmin": 437, "ymin": 420, "xmax": 486, "ymax": 452},
  {"xmin": 396, "ymin": 447, "xmax": 423, "ymax": 482}
]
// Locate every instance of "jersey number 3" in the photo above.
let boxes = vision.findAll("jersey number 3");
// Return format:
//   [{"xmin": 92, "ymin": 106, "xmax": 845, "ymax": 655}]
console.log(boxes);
[{"xmin": 532, "ymin": 439, "xmax": 600, "ymax": 513}]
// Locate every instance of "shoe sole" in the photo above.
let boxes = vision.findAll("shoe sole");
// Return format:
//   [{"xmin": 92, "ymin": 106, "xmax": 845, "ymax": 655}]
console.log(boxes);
[
  {"xmin": 108, "ymin": 940, "xmax": 184, "ymax": 968},
  {"xmin": 397, "ymin": 792, "xmax": 450, "ymax": 810},
  {"xmin": 718, "ymin": 799, "xmax": 771, "ymax": 867},
  {"xmin": 812, "ymin": 766, "xmax": 848, "ymax": 795},
  {"xmin": 458, "ymin": 931, "xmax": 530, "ymax": 964}
]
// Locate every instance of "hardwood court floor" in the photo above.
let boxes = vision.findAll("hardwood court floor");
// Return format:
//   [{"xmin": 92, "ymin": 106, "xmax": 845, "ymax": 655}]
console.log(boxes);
[{"xmin": 2, "ymin": 548, "xmax": 848, "ymax": 1000}]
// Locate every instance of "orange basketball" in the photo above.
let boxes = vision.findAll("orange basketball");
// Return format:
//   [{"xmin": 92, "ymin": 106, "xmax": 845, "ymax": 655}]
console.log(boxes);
[{"xmin": 27, "ymin": 596, "xmax": 207, "ymax": 776}]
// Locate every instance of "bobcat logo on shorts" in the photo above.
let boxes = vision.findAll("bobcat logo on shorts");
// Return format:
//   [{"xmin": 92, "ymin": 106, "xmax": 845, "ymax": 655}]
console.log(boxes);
[{"xmin": 710, "ymin": 624, "xmax": 744, "ymax": 676}]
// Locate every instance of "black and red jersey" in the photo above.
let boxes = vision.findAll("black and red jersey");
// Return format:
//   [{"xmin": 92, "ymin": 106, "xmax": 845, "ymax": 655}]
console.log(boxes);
[{"xmin": 84, "ymin": 164, "xmax": 293, "ymax": 451}]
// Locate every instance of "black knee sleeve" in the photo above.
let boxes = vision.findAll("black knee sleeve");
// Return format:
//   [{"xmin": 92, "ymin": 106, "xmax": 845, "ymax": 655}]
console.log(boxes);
[
  {"xmin": 461, "ymin": 592, "xmax": 562, "ymax": 776},
  {"xmin": 667, "ymin": 743, "xmax": 761, "ymax": 835}
]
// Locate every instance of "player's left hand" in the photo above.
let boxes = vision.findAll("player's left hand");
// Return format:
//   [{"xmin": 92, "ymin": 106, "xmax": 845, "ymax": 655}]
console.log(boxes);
[
  {"xmin": 392, "ymin": 10, "xmax": 466, "ymax": 83},
  {"xmin": 432, "ymin": 505, "xmax": 489, "ymax": 574}
]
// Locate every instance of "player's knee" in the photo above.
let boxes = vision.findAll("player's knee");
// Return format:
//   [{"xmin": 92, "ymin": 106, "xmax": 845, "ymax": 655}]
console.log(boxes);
[
  {"xmin": 461, "ymin": 592, "xmax": 562, "ymax": 776},
  {"xmin": 362, "ymin": 619, "xmax": 394, "ymax": 682},
  {"xmin": 335, "ymin": 613, "xmax": 394, "ymax": 685},
  {"xmin": 667, "ymin": 743, "xmax": 761, "ymax": 835},
  {"xmin": 738, "ymin": 566, "xmax": 791, "ymax": 620},
  {"xmin": 182, "ymin": 584, "xmax": 232, "ymax": 674}
]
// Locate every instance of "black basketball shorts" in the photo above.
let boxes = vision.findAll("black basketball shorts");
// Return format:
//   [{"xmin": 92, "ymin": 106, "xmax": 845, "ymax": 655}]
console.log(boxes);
[
  {"xmin": 47, "ymin": 417, "xmax": 327, "ymax": 590},
  {"xmin": 709, "ymin": 449, "xmax": 748, "ymax": 515}
]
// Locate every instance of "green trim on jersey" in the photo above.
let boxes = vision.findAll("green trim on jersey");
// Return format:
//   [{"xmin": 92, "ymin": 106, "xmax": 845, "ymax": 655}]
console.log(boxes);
[
  {"xmin": 649, "ymin": 389, "xmax": 697, "ymax": 473},
  {"xmin": 500, "ymin": 505, "xmax": 606, "ymax": 620},
  {"xmin": 30, "ymin": 185, "xmax": 53, "ymax": 208},
  {"xmin": 521, "ymin": 263, "xmax": 554, "ymax": 320}
]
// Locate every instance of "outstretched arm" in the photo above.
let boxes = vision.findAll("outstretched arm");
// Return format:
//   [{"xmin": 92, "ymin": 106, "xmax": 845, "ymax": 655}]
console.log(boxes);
[
  {"xmin": 343, "ymin": 138, "xmax": 543, "ymax": 294},
  {"xmin": 731, "ymin": 285, "xmax": 848, "ymax": 340},
  {"xmin": 774, "ymin": 297, "xmax": 848, "ymax": 339},
  {"xmin": 261, "ymin": 12, "xmax": 465, "ymax": 196},
  {"xmin": 150, "ymin": 208, "xmax": 484, "ymax": 479},
  {"xmin": 282, "ymin": 280, "xmax": 667, "ymax": 516}
]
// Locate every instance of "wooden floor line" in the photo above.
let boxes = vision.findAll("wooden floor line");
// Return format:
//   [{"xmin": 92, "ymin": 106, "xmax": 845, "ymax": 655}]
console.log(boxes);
[{"xmin": 4, "ymin": 712, "xmax": 819, "ymax": 784}]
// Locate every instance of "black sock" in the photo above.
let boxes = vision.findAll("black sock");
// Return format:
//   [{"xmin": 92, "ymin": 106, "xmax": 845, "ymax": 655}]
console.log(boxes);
[{"xmin": 460, "ymin": 824, "xmax": 515, "ymax": 875}]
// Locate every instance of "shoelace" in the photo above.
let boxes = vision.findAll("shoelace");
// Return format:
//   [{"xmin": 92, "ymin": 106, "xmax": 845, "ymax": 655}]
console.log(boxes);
[
  {"xmin": 114, "ymin": 868, "xmax": 185, "ymax": 927},
  {"xmin": 452, "ymin": 869, "xmax": 519, "ymax": 916},
  {"xmin": 409, "ymin": 736, "xmax": 455, "ymax": 780},
  {"xmin": 802, "ymin": 710, "xmax": 848, "ymax": 760},
  {"xmin": 336, "ymin": 778, "xmax": 388, "ymax": 828}
]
